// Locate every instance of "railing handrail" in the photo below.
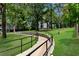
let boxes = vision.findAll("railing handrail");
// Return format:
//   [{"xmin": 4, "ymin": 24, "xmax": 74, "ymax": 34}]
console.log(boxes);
[
  {"xmin": 0, "ymin": 32, "xmax": 53, "ymax": 56},
  {"xmin": 26, "ymin": 39, "xmax": 49, "ymax": 56},
  {"xmin": 0, "ymin": 35, "xmax": 37, "ymax": 55},
  {"xmin": 0, "ymin": 36, "xmax": 29, "ymax": 44},
  {"xmin": 0, "ymin": 39, "xmax": 36, "ymax": 53},
  {"xmin": 26, "ymin": 33, "xmax": 53, "ymax": 56},
  {"xmin": 43, "ymin": 41, "xmax": 52, "ymax": 56}
]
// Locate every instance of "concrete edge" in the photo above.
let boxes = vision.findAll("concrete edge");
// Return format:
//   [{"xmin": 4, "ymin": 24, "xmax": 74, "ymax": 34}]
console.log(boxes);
[{"xmin": 48, "ymin": 38, "xmax": 55, "ymax": 56}]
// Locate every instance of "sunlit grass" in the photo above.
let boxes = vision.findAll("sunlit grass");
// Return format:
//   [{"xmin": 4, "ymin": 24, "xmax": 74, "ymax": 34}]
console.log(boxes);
[{"xmin": 42, "ymin": 28, "xmax": 79, "ymax": 56}]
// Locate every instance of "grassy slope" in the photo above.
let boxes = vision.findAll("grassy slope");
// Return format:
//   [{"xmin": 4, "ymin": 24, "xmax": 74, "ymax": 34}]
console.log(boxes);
[
  {"xmin": 0, "ymin": 33, "xmax": 37, "ymax": 56},
  {"xmin": 43, "ymin": 28, "xmax": 79, "ymax": 56}
]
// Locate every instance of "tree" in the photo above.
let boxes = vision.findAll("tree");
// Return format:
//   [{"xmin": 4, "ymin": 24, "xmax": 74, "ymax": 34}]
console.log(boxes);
[
  {"xmin": 1, "ymin": 3, "xmax": 7, "ymax": 38},
  {"xmin": 52, "ymin": 4, "xmax": 64, "ymax": 28},
  {"xmin": 62, "ymin": 4, "xmax": 79, "ymax": 37},
  {"xmin": 6, "ymin": 4, "xmax": 17, "ymax": 32},
  {"xmin": 30, "ymin": 4, "xmax": 45, "ymax": 31}
]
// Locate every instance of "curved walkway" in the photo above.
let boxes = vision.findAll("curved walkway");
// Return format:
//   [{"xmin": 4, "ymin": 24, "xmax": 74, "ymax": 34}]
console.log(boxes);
[{"xmin": 17, "ymin": 32, "xmax": 54, "ymax": 56}]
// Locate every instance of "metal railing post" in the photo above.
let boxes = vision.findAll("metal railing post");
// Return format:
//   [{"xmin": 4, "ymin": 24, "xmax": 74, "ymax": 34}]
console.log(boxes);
[
  {"xmin": 31, "ymin": 35, "xmax": 32, "ymax": 47},
  {"xmin": 51, "ymin": 36, "xmax": 53, "ymax": 45},
  {"xmin": 21, "ymin": 39, "xmax": 22, "ymax": 53},
  {"xmin": 46, "ymin": 40, "xmax": 48, "ymax": 56}
]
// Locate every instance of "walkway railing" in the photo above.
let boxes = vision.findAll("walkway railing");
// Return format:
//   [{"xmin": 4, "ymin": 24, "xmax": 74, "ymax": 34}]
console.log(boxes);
[
  {"xmin": 26, "ymin": 32, "xmax": 53, "ymax": 56},
  {"xmin": 0, "ymin": 35, "xmax": 37, "ymax": 56}
]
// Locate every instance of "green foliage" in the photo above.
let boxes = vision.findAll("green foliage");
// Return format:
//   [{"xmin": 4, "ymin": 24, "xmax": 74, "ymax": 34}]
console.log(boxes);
[
  {"xmin": 62, "ymin": 4, "xmax": 79, "ymax": 24},
  {"xmin": 5, "ymin": 3, "xmax": 79, "ymax": 31}
]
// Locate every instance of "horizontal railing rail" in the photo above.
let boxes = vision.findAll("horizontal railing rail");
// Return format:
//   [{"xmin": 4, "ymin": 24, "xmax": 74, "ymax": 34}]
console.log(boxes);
[
  {"xmin": 0, "ymin": 39, "xmax": 36, "ymax": 53},
  {"xmin": 43, "ymin": 40, "xmax": 53, "ymax": 56},
  {"xmin": 0, "ymin": 35, "xmax": 37, "ymax": 55},
  {"xmin": 0, "ymin": 32, "xmax": 53, "ymax": 56},
  {"xmin": 26, "ymin": 39, "xmax": 49, "ymax": 56},
  {"xmin": 26, "ymin": 32, "xmax": 53, "ymax": 56},
  {"xmin": 0, "ymin": 36, "xmax": 32, "ymax": 44}
]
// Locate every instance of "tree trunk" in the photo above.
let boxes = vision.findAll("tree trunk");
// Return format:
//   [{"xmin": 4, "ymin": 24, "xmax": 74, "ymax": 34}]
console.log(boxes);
[
  {"xmin": 58, "ymin": 23, "xmax": 60, "ymax": 28},
  {"xmin": 36, "ymin": 14, "xmax": 39, "ymax": 31},
  {"xmin": 41, "ymin": 21, "xmax": 43, "ymax": 29},
  {"xmin": 47, "ymin": 22, "xmax": 49, "ymax": 29},
  {"xmin": 50, "ymin": 21, "xmax": 52, "ymax": 29},
  {"xmin": 36, "ymin": 20, "xmax": 39, "ymax": 31},
  {"xmin": 75, "ymin": 17, "xmax": 79, "ymax": 37},
  {"xmin": 13, "ymin": 25, "xmax": 16, "ymax": 32},
  {"xmin": 2, "ymin": 3, "xmax": 6, "ymax": 38},
  {"xmin": 75, "ymin": 23, "xmax": 79, "ymax": 37},
  {"xmin": 50, "ymin": 4, "xmax": 52, "ymax": 29}
]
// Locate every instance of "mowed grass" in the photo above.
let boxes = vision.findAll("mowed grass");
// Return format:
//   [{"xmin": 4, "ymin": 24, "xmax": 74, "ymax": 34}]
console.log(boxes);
[
  {"xmin": 43, "ymin": 28, "xmax": 79, "ymax": 56},
  {"xmin": 0, "ymin": 33, "xmax": 37, "ymax": 56}
]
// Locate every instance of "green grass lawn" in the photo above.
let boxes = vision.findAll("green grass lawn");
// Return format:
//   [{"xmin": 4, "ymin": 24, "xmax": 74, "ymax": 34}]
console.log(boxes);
[
  {"xmin": 42, "ymin": 28, "xmax": 79, "ymax": 56},
  {"xmin": 1, "ymin": 28, "xmax": 79, "ymax": 56},
  {"xmin": 0, "ymin": 33, "xmax": 37, "ymax": 56}
]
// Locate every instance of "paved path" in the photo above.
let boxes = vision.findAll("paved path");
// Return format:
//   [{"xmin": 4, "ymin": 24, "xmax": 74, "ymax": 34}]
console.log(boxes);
[
  {"xmin": 17, "ymin": 33, "xmax": 52, "ymax": 56},
  {"xmin": 31, "ymin": 36, "xmax": 51, "ymax": 56}
]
